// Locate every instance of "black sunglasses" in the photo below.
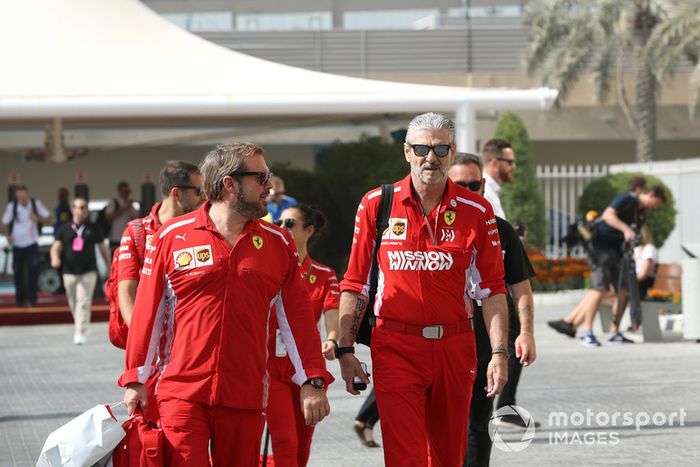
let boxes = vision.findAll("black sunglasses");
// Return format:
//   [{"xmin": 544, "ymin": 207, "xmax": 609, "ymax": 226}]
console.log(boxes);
[
  {"xmin": 175, "ymin": 185, "xmax": 204, "ymax": 196},
  {"xmin": 455, "ymin": 180, "xmax": 483, "ymax": 192},
  {"xmin": 496, "ymin": 157, "xmax": 516, "ymax": 166},
  {"xmin": 228, "ymin": 171, "xmax": 273, "ymax": 185},
  {"xmin": 406, "ymin": 144, "xmax": 452, "ymax": 158},
  {"xmin": 275, "ymin": 218, "xmax": 296, "ymax": 229}
]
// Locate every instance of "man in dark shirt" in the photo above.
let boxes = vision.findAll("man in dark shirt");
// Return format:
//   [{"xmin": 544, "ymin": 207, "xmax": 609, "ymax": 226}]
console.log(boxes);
[
  {"xmin": 50, "ymin": 197, "xmax": 111, "ymax": 344},
  {"xmin": 448, "ymin": 153, "xmax": 537, "ymax": 467},
  {"xmin": 578, "ymin": 186, "xmax": 666, "ymax": 347}
]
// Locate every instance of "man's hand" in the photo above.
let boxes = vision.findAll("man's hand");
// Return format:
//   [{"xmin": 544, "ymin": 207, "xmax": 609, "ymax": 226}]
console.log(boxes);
[
  {"xmin": 123, "ymin": 383, "xmax": 147, "ymax": 416},
  {"xmin": 321, "ymin": 340, "xmax": 336, "ymax": 361},
  {"xmin": 339, "ymin": 354, "xmax": 369, "ymax": 395},
  {"xmin": 485, "ymin": 353, "xmax": 508, "ymax": 398},
  {"xmin": 50, "ymin": 257, "xmax": 61, "ymax": 269},
  {"xmin": 300, "ymin": 384, "xmax": 330, "ymax": 426},
  {"xmin": 515, "ymin": 333, "xmax": 536, "ymax": 366},
  {"xmin": 623, "ymin": 226, "xmax": 636, "ymax": 243}
]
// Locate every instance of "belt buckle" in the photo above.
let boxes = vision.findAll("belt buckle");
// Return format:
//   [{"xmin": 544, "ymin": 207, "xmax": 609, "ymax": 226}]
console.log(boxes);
[{"xmin": 422, "ymin": 325, "xmax": 444, "ymax": 340}]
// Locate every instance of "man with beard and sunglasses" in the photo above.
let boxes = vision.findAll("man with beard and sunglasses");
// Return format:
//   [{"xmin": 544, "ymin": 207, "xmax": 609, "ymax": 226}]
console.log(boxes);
[
  {"xmin": 338, "ymin": 113, "xmax": 509, "ymax": 466},
  {"xmin": 482, "ymin": 139, "xmax": 517, "ymax": 219},
  {"xmin": 448, "ymin": 153, "xmax": 537, "ymax": 467},
  {"xmin": 120, "ymin": 142, "xmax": 332, "ymax": 467}
]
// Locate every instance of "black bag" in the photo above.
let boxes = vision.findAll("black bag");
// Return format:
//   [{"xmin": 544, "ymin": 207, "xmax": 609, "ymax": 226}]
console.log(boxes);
[
  {"xmin": 355, "ymin": 184, "xmax": 394, "ymax": 347},
  {"xmin": 96, "ymin": 198, "xmax": 119, "ymax": 237}
]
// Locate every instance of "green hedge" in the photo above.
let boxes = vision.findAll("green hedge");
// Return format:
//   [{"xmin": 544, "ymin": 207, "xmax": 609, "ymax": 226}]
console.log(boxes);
[{"xmin": 579, "ymin": 172, "xmax": 676, "ymax": 248}]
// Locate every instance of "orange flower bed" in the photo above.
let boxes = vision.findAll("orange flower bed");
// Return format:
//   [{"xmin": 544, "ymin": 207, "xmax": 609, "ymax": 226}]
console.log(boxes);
[{"xmin": 528, "ymin": 249, "xmax": 589, "ymax": 292}]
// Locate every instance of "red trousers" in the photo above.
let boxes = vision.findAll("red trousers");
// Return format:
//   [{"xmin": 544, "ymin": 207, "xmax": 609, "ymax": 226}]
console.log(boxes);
[
  {"xmin": 265, "ymin": 375, "xmax": 315, "ymax": 467},
  {"xmin": 372, "ymin": 324, "xmax": 477, "ymax": 467},
  {"xmin": 157, "ymin": 396, "xmax": 265, "ymax": 467}
]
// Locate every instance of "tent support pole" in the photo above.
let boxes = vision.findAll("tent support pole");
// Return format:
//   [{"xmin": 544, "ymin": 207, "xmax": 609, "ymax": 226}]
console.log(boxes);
[{"xmin": 455, "ymin": 104, "xmax": 476, "ymax": 153}]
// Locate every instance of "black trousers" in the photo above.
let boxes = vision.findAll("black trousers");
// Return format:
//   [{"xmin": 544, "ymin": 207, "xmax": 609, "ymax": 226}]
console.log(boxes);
[
  {"xmin": 465, "ymin": 304, "xmax": 522, "ymax": 467},
  {"xmin": 13, "ymin": 243, "xmax": 39, "ymax": 307},
  {"xmin": 355, "ymin": 388, "xmax": 379, "ymax": 428}
]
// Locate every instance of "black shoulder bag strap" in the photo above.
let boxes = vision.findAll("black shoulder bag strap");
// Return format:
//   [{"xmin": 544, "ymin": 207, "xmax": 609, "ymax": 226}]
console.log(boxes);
[{"xmin": 355, "ymin": 183, "xmax": 394, "ymax": 347}]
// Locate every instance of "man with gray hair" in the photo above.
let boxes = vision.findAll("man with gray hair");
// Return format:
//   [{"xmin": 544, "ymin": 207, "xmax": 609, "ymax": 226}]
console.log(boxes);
[
  {"xmin": 120, "ymin": 142, "xmax": 332, "ymax": 466},
  {"xmin": 338, "ymin": 113, "xmax": 509, "ymax": 465}
]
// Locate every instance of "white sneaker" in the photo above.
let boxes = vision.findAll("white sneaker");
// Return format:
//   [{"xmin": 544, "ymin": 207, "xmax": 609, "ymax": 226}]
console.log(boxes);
[{"xmin": 73, "ymin": 334, "xmax": 86, "ymax": 345}]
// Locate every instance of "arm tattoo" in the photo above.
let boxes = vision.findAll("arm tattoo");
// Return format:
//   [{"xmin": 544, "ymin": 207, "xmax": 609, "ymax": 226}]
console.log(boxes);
[{"xmin": 349, "ymin": 297, "xmax": 367, "ymax": 337}]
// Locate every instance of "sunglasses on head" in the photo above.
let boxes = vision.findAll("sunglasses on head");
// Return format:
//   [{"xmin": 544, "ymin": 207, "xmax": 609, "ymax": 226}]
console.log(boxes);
[
  {"xmin": 455, "ymin": 180, "xmax": 483, "ymax": 192},
  {"xmin": 275, "ymin": 218, "xmax": 296, "ymax": 229},
  {"xmin": 407, "ymin": 144, "xmax": 451, "ymax": 158},
  {"xmin": 228, "ymin": 171, "xmax": 273, "ymax": 185}
]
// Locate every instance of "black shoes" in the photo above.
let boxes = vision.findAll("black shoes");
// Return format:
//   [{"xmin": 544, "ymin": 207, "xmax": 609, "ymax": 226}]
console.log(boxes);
[
  {"xmin": 547, "ymin": 319, "xmax": 576, "ymax": 338},
  {"xmin": 495, "ymin": 413, "xmax": 541, "ymax": 430}
]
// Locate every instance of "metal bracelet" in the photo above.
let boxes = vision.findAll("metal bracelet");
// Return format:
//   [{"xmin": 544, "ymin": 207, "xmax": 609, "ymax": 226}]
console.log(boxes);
[{"xmin": 492, "ymin": 346, "xmax": 509, "ymax": 358}]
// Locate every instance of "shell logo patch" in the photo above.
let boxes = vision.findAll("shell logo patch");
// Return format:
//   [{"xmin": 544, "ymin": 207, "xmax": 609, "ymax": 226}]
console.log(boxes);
[
  {"xmin": 175, "ymin": 251, "xmax": 193, "ymax": 268},
  {"xmin": 384, "ymin": 218, "xmax": 408, "ymax": 240},
  {"xmin": 444, "ymin": 211, "xmax": 456, "ymax": 226},
  {"xmin": 146, "ymin": 235, "xmax": 154, "ymax": 246},
  {"xmin": 252, "ymin": 236, "xmax": 264, "ymax": 249},
  {"xmin": 309, "ymin": 274, "xmax": 317, "ymax": 284}
]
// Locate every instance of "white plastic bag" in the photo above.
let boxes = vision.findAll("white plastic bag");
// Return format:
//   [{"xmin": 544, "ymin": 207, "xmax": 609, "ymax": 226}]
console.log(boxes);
[{"xmin": 36, "ymin": 404, "xmax": 126, "ymax": 467}]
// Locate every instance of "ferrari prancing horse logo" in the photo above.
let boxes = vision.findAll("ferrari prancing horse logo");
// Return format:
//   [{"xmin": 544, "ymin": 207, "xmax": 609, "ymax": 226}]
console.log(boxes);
[
  {"xmin": 444, "ymin": 211, "xmax": 456, "ymax": 226},
  {"xmin": 252, "ymin": 236, "xmax": 264, "ymax": 249}
]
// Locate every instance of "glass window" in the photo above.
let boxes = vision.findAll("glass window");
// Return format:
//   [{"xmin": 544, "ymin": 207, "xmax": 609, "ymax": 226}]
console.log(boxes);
[
  {"xmin": 344, "ymin": 9, "xmax": 440, "ymax": 29},
  {"xmin": 447, "ymin": 4, "xmax": 522, "ymax": 18},
  {"xmin": 162, "ymin": 12, "xmax": 233, "ymax": 31},
  {"xmin": 235, "ymin": 12, "xmax": 332, "ymax": 31}
]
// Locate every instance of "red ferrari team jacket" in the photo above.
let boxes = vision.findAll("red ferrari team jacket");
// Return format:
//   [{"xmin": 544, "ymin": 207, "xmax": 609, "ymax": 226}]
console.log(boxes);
[
  {"xmin": 267, "ymin": 255, "xmax": 340, "ymax": 380},
  {"xmin": 118, "ymin": 202, "xmax": 333, "ymax": 410},
  {"xmin": 340, "ymin": 175, "xmax": 507, "ymax": 326},
  {"xmin": 117, "ymin": 203, "xmax": 163, "ymax": 281}
]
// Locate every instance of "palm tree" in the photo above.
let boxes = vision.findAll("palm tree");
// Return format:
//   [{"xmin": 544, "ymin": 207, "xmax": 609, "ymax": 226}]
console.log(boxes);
[
  {"xmin": 523, "ymin": 0, "xmax": 667, "ymax": 162},
  {"xmin": 647, "ymin": 0, "xmax": 700, "ymax": 119}
]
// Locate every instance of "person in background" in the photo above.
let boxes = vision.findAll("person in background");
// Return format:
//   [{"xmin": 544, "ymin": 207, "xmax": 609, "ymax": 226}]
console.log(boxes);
[
  {"xmin": 50, "ymin": 197, "xmax": 111, "ymax": 344},
  {"xmin": 266, "ymin": 204, "xmax": 339, "ymax": 467},
  {"xmin": 481, "ymin": 139, "xmax": 516, "ymax": 219},
  {"xmin": 266, "ymin": 175, "xmax": 298, "ymax": 223},
  {"xmin": 1, "ymin": 185, "xmax": 51, "ymax": 308},
  {"xmin": 574, "ymin": 186, "xmax": 665, "ymax": 347},
  {"xmin": 117, "ymin": 161, "xmax": 204, "ymax": 329},
  {"xmin": 105, "ymin": 181, "xmax": 138, "ymax": 254},
  {"xmin": 448, "ymin": 153, "xmax": 537, "ymax": 467},
  {"xmin": 353, "ymin": 390, "xmax": 380, "ymax": 448},
  {"xmin": 53, "ymin": 187, "xmax": 71, "ymax": 238}
]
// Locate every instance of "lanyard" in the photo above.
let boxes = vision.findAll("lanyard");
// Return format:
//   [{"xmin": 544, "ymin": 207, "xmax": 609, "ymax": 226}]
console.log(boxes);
[
  {"xmin": 71, "ymin": 223, "xmax": 86, "ymax": 238},
  {"xmin": 301, "ymin": 255, "xmax": 313, "ymax": 281},
  {"xmin": 417, "ymin": 201, "xmax": 441, "ymax": 246}
]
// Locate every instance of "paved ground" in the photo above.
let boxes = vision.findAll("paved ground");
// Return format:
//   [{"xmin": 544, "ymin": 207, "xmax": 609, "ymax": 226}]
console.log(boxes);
[{"xmin": 1, "ymin": 292, "xmax": 699, "ymax": 466}]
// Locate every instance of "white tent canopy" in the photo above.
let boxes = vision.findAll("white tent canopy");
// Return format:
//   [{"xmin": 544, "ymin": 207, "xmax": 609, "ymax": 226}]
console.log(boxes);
[{"xmin": 0, "ymin": 0, "xmax": 557, "ymax": 151}]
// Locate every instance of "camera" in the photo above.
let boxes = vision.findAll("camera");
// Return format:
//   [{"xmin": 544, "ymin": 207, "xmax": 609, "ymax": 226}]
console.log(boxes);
[{"xmin": 353, "ymin": 362, "xmax": 368, "ymax": 391}]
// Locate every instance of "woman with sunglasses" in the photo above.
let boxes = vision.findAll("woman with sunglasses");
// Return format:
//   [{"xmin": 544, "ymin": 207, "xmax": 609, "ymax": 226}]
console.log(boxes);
[{"xmin": 266, "ymin": 204, "xmax": 340, "ymax": 467}]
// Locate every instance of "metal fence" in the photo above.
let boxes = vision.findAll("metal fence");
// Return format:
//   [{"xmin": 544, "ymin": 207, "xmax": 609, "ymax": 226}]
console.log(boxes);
[{"xmin": 537, "ymin": 164, "xmax": 609, "ymax": 258}]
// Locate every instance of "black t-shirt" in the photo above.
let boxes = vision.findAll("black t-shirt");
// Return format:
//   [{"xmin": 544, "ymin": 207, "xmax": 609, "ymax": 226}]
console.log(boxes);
[
  {"xmin": 474, "ymin": 217, "xmax": 536, "ymax": 359},
  {"xmin": 595, "ymin": 193, "xmax": 644, "ymax": 250},
  {"xmin": 56, "ymin": 221, "xmax": 105, "ymax": 275}
]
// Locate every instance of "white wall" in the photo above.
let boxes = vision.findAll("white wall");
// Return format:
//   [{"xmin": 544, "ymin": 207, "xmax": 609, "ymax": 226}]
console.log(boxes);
[{"xmin": 610, "ymin": 158, "xmax": 700, "ymax": 263}]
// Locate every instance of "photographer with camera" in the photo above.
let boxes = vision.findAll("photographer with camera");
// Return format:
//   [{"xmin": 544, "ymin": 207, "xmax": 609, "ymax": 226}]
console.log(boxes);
[{"xmin": 574, "ymin": 185, "xmax": 666, "ymax": 347}]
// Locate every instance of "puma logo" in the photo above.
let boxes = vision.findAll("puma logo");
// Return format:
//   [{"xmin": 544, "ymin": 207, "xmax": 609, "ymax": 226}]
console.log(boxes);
[{"xmin": 176, "ymin": 233, "xmax": 187, "ymax": 242}]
